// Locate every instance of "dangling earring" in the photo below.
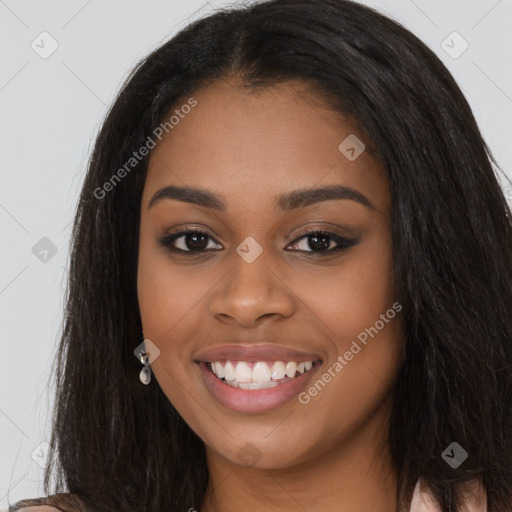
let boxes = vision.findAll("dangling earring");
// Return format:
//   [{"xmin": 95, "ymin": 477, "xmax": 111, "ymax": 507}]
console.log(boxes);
[
  {"xmin": 139, "ymin": 351, "xmax": 151, "ymax": 385},
  {"xmin": 135, "ymin": 331, "xmax": 160, "ymax": 385}
]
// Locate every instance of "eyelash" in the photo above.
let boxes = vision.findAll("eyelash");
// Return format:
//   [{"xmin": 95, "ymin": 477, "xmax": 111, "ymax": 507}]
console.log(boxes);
[{"xmin": 158, "ymin": 227, "xmax": 358, "ymax": 256}]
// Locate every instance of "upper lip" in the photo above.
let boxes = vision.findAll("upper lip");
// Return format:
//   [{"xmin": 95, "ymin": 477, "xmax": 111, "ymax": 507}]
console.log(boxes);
[{"xmin": 195, "ymin": 343, "xmax": 323, "ymax": 363}]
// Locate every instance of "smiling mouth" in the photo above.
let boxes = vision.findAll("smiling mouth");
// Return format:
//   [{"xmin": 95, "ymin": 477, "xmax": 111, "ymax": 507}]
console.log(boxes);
[{"xmin": 206, "ymin": 359, "xmax": 322, "ymax": 390}]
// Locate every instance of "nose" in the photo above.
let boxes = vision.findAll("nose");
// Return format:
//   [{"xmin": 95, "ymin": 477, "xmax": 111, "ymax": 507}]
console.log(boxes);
[{"xmin": 209, "ymin": 249, "xmax": 296, "ymax": 328}]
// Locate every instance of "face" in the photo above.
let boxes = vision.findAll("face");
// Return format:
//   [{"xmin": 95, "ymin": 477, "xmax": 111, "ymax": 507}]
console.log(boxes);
[{"xmin": 137, "ymin": 78, "xmax": 403, "ymax": 470}]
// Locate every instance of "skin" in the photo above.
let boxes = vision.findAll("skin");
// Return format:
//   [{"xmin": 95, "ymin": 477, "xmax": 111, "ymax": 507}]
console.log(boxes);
[{"xmin": 137, "ymin": 78, "xmax": 404, "ymax": 512}]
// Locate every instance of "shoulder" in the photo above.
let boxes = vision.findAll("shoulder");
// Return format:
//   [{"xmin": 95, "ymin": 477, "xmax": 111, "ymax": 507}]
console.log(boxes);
[
  {"xmin": 410, "ymin": 481, "xmax": 442, "ymax": 512},
  {"xmin": 14, "ymin": 508, "xmax": 62, "ymax": 512},
  {"xmin": 9, "ymin": 493, "xmax": 87, "ymax": 512},
  {"xmin": 410, "ymin": 479, "xmax": 487, "ymax": 512},
  {"xmin": 8, "ymin": 499, "xmax": 63, "ymax": 512}
]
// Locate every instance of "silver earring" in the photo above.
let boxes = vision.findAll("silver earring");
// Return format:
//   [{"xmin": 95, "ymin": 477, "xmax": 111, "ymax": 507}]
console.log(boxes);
[{"xmin": 139, "ymin": 352, "xmax": 152, "ymax": 385}]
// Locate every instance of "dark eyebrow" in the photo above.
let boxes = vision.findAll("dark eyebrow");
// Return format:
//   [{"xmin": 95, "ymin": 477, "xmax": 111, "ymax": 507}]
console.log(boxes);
[
  {"xmin": 148, "ymin": 185, "xmax": 226, "ymax": 210},
  {"xmin": 148, "ymin": 184, "xmax": 375, "ymax": 211},
  {"xmin": 275, "ymin": 185, "xmax": 375, "ymax": 211}
]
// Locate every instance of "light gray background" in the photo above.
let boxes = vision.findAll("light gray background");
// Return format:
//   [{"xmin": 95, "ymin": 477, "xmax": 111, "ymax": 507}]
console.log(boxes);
[{"xmin": 1, "ymin": 0, "xmax": 511, "ymax": 509}]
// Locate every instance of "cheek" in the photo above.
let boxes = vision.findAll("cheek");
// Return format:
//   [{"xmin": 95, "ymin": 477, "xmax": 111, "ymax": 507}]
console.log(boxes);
[
  {"xmin": 328, "ymin": 254, "xmax": 394, "ymax": 337},
  {"xmin": 137, "ymin": 229, "xmax": 211, "ymax": 343},
  {"xmin": 136, "ymin": 248, "xmax": 206, "ymax": 410},
  {"xmin": 293, "ymin": 233, "xmax": 395, "ymax": 344},
  {"xmin": 294, "ymin": 232, "xmax": 401, "ymax": 397},
  {"xmin": 295, "ymin": 236, "xmax": 402, "ymax": 430}
]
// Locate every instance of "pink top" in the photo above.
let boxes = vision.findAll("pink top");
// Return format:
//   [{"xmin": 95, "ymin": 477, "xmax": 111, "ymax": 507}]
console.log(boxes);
[
  {"xmin": 11, "ymin": 480, "xmax": 489, "ymax": 511},
  {"xmin": 410, "ymin": 479, "xmax": 487, "ymax": 511}
]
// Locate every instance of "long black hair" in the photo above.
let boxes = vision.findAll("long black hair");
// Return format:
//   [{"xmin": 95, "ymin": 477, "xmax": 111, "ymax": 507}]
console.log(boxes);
[{"xmin": 15, "ymin": 0, "xmax": 512, "ymax": 510}]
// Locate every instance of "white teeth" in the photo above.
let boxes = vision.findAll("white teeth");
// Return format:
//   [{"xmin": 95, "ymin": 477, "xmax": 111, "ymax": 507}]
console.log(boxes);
[
  {"xmin": 270, "ymin": 361, "xmax": 286, "ymax": 380},
  {"xmin": 234, "ymin": 361, "xmax": 252, "ymax": 383},
  {"xmin": 252, "ymin": 362, "xmax": 271, "ymax": 382},
  {"xmin": 285, "ymin": 362, "xmax": 297, "ymax": 378},
  {"xmin": 234, "ymin": 381, "xmax": 279, "ymax": 390},
  {"xmin": 223, "ymin": 361, "xmax": 235, "ymax": 381},
  {"xmin": 214, "ymin": 362, "xmax": 224, "ymax": 379},
  {"xmin": 209, "ymin": 359, "xmax": 317, "ymax": 386}
]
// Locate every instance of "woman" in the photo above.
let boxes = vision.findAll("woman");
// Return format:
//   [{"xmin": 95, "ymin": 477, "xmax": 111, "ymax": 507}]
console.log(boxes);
[{"xmin": 10, "ymin": 0, "xmax": 512, "ymax": 510}]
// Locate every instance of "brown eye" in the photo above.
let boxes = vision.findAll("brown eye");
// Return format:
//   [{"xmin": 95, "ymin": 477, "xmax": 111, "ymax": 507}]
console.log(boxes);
[
  {"xmin": 159, "ymin": 229, "xmax": 222, "ymax": 253},
  {"xmin": 287, "ymin": 230, "xmax": 358, "ymax": 254}
]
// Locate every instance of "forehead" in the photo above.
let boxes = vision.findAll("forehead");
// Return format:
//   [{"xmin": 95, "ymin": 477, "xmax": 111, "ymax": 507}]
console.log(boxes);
[{"xmin": 143, "ymin": 79, "xmax": 388, "ymax": 213}]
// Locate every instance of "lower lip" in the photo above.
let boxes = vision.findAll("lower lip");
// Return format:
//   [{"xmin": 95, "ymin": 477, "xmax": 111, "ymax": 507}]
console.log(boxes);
[{"xmin": 197, "ymin": 361, "xmax": 322, "ymax": 414}]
